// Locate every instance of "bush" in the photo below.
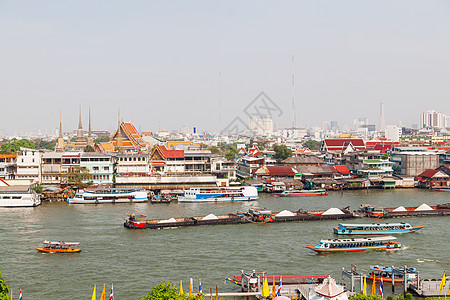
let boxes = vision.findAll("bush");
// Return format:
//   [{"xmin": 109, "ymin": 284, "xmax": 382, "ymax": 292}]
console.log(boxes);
[
  {"xmin": 349, "ymin": 294, "xmax": 382, "ymax": 300},
  {"xmin": 0, "ymin": 269, "xmax": 11, "ymax": 300},
  {"xmin": 138, "ymin": 282, "xmax": 205, "ymax": 300}
]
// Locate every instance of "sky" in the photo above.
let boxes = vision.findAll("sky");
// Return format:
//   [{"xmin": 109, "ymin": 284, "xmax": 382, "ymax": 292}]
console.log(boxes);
[{"xmin": 1, "ymin": 0, "xmax": 450, "ymax": 135}]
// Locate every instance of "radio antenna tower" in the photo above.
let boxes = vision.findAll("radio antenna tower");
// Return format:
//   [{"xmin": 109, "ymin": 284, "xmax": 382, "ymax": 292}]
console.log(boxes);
[{"xmin": 292, "ymin": 54, "xmax": 296, "ymax": 136}]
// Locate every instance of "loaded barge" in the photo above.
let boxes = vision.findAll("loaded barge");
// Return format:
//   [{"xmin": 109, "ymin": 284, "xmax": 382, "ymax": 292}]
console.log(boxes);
[
  {"xmin": 359, "ymin": 203, "xmax": 450, "ymax": 218},
  {"xmin": 124, "ymin": 206, "xmax": 355, "ymax": 229}
]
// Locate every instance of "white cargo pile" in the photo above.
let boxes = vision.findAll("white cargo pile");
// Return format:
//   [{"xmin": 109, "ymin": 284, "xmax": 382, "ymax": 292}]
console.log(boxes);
[
  {"xmin": 202, "ymin": 214, "xmax": 219, "ymax": 220},
  {"xmin": 393, "ymin": 206, "xmax": 407, "ymax": 212},
  {"xmin": 322, "ymin": 208, "xmax": 345, "ymax": 215},
  {"xmin": 158, "ymin": 217, "xmax": 177, "ymax": 223},
  {"xmin": 276, "ymin": 210, "xmax": 295, "ymax": 217},
  {"xmin": 415, "ymin": 203, "xmax": 434, "ymax": 211}
]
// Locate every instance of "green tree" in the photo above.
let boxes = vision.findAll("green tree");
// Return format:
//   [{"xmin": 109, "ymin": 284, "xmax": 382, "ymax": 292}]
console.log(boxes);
[
  {"xmin": 62, "ymin": 166, "xmax": 93, "ymax": 188},
  {"xmin": 33, "ymin": 139, "xmax": 57, "ymax": 150},
  {"xmin": 94, "ymin": 136, "xmax": 111, "ymax": 144},
  {"xmin": 0, "ymin": 268, "xmax": 11, "ymax": 300},
  {"xmin": 138, "ymin": 282, "xmax": 204, "ymax": 300},
  {"xmin": 30, "ymin": 184, "xmax": 44, "ymax": 194},
  {"xmin": 218, "ymin": 143, "xmax": 238, "ymax": 161},
  {"xmin": 303, "ymin": 139, "xmax": 322, "ymax": 151},
  {"xmin": 0, "ymin": 139, "xmax": 35, "ymax": 154},
  {"xmin": 349, "ymin": 294, "xmax": 382, "ymax": 300},
  {"xmin": 84, "ymin": 145, "xmax": 95, "ymax": 152},
  {"xmin": 273, "ymin": 144, "xmax": 292, "ymax": 161},
  {"xmin": 208, "ymin": 146, "xmax": 221, "ymax": 155}
]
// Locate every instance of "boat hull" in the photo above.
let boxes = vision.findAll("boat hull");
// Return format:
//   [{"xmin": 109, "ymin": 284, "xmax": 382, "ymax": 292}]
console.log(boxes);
[
  {"xmin": 305, "ymin": 242, "xmax": 402, "ymax": 253},
  {"xmin": 177, "ymin": 196, "xmax": 257, "ymax": 203},
  {"xmin": 68, "ymin": 198, "xmax": 147, "ymax": 204},
  {"xmin": 36, "ymin": 248, "xmax": 81, "ymax": 253},
  {"xmin": 333, "ymin": 226, "xmax": 424, "ymax": 235},
  {"xmin": 277, "ymin": 192, "xmax": 328, "ymax": 197}
]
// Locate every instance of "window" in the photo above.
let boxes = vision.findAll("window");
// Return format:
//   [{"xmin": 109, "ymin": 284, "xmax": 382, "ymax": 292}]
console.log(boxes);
[
  {"xmin": 104, "ymin": 167, "xmax": 109, "ymax": 171},
  {"xmin": 93, "ymin": 167, "xmax": 99, "ymax": 171}
]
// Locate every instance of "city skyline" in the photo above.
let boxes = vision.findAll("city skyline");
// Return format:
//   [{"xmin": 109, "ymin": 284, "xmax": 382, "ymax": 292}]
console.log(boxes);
[{"xmin": 1, "ymin": 1, "xmax": 450, "ymax": 133}]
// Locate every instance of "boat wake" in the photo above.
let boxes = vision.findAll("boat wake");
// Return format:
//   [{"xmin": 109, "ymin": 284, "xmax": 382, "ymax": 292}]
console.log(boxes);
[{"xmin": 416, "ymin": 258, "xmax": 440, "ymax": 263}]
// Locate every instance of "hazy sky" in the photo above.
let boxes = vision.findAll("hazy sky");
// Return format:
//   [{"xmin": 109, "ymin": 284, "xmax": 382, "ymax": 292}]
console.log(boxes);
[{"xmin": 1, "ymin": 0, "xmax": 450, "ymax": 134}]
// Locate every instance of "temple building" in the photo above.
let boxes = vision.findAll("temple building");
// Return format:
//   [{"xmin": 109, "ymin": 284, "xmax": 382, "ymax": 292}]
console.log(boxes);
[
  {"xmin": 96, "ymin": 121, "xmax": 148, "ymax": 153},
  {"xmin": 55, "ymin": 107, "xmax": 94, "ymax": 152}
]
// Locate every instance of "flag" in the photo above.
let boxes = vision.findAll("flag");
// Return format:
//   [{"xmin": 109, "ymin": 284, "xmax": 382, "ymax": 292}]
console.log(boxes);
[
  {"xmin": 109, "ymin": 284, "xmax": 114, "ymax": 300},
  {"xmin": 100, "ymin": 285, "xmax": 106, "ymax": 300},
  {"xmin": 210, "ymin": 288, "xmax": 213, "ymax": 300},
  {"xmin": 91, "ymin": 285, "xmax": 96, "ymax": 300},
  {"xmin": 179, "ymin": 280, "xmax": 183, "ymax": 296},
  {"xmin": 19, "ymin": 289, "xmax": 22, "ymax": 300},
  {"xmin": 198, "ymin": 279, "xmax": 202, "ymax": 296},
  {"xmin": 215, "ymin": 286, "xmax": 218, "ymax": 300},
  {"xmin": 379, "ymin": 276, "xmax": 383, "ymax": 298},
  {"xmin": 439, "ymin": 272, "xmax": 446, "ymax": 294},
  {"xmin": 272, "ymin": 278, "xmax": 276, "ymax": 298},
  {"xmin": 362, "ymin": 276, "xmax": 367, "ymax": 296},
  {"xmin": 277, "ymin": 277, "xmax": 282, "ymax": 296},
  {"xmin": 371, "ymin": 273, "xmax": 376, "ymax": 295},
  {"xmin": 189, "ymin": 278, "xmax": 193, "ymax": 296},
  {"xmin": 261, "ymin": 277, "xmax": 269, "ymax": 298}
]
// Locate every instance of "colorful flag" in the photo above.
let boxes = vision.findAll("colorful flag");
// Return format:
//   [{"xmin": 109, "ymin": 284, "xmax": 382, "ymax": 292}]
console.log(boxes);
[
  {"xmin": 19, "ymin": 289, "xmax": 22, "ymax": 300},
  {"xmin": 109, "ymin": 284, "xmax": 114, "ymax": 300},
  {"xmin": 362, "ymin": 276, "xmax": 367, "ymax": 296},
  {"xmin": 179, "ymin": 280, "xmax": 183, "ymax": 296},
  {"xmin": 371, "ymin": 273, "xmax": 376, "ymax": 295},
  {"xmin": 439, "ymin": 272, "xmax": 446, "ymax": 294},
  {"xmin": 198, "ymin": 279, "xmax": 202, "ymax": 296},
  {"xmin": 100, "ymin": 285, "xmax": 106, "ymax": 300},
  {"xmin": 272, "ymin": 278, "xmax": 276, "ymax": 298},
  {"xmin": 189, "ymin": 278, "xmax": 193, "ymax": 296},
  {"xmin": 215, "ymin": 286, "xmax": 218, "ymax": 300},
  {"xmin": 379, "ymin": 276, "xmax": 383, "ymax": 298},
  {"xmin": 91, "ymin": 285, "xmax": 96, "ymax": 300},
  {"xmin": 277, "ymin": 277, "xmax": 282, "ymax": 296}
]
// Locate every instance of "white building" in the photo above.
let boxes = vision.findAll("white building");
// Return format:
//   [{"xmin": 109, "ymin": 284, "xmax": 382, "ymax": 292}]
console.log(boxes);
[
  {"xmin": 385, "ymin": 125, "xmax": 402, "ymax": 142},
  {"xmin": 249, "ymin": 116, "xmax": 273, "ymax": 136},
  {"xmin": 16, "ymin": 148, "xmax": 42, "ymax": 183},
  {"xmin": 116, "ymin": 153, "xmax": 150, "ymax": 175},
  {"xmin": 80, "ymin": 153, "xmax": 115, "ymax": 184}
]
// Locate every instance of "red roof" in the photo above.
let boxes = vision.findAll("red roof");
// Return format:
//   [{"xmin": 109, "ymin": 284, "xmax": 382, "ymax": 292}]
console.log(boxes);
[
  {"xmin": 418, "ymin": 169, "xmax": 439, "ymax": 178},
  {"xmin": 158, "ymin": 145, "xmax": 184, "ymax": 159},
  {"xmin": 323, "ymin": 139, "xmax": 366, "ymax": 152},
  {"xmin": 265, "ymin": 166, "xmax": 296, "ymax": 176},
  {"xmin": 334, "ymin": 165, "xmax": 350, "ymax": 174}
]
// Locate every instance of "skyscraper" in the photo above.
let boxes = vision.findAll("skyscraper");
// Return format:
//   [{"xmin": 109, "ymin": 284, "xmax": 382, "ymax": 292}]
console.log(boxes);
[{"xmin": 379, "ymin": 102, "xmax": 385, "ymax": 132}]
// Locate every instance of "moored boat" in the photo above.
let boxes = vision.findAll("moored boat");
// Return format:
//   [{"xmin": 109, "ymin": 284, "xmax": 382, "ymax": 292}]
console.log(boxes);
[
  {"xmin": 305, "ymin": 236, "xmax": 401, "ymax": 253},
  {"xmin": 367, "ymin": 265, "xmax": 417, "ymax": 283},
  {"xmin": 333, "ymin": 222, "xmax": 424, "ymax": 235},
  {"xmin": 36, "ymin": 240, "xmax": 81, "ymax": 253},
  {"xmin": 0, "ymin": 185, "xmax": 41, "ymax": 207},
  {"xmin": 68, "ymin": 188, "xmax": 148, "ymax": 204},
  {"xmin": 277, "ymin": 189, "xmax": 328, "ymax": 197},
  {"xmin": 359, "ymin": 204, "xmax": 384, "ymax": 217},
  {"xmin": 177, "ymin": 186, "xmax": 258, "ymax": 203}
]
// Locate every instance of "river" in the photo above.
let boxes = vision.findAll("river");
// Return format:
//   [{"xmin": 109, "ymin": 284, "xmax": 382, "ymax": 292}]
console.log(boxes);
[{"xmin": 0, "ymin": 189, "xmax": 448, "ymax": 299}]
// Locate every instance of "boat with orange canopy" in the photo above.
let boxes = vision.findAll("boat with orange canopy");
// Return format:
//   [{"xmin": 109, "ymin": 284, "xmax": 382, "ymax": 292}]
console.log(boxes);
[{"xmin": 36, "ymin": 240, "xmax": 81, "ymax": 253}]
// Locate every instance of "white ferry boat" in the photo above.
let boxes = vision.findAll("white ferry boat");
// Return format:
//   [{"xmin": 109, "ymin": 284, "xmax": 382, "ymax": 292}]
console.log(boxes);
[
  {"xmin": 177, "ymin": 186, "xmax": 258, "ymax": 203},
  {"xmin": 0, "ymin": 186, "xmax": 41, "ymax": 207},
  {"xmin": 68, "ymin": 188, "xmax": 148, "ymax": 204}
]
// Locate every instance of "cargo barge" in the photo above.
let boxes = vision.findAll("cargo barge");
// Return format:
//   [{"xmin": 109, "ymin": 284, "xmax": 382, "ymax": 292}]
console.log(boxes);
[
  {"xmin": 359, "ymin": 203, "xmax": 450, "ymax": 218},
  {"xmin": 124, "ymin": 206, "xmax": 355, "ymax": 229}
]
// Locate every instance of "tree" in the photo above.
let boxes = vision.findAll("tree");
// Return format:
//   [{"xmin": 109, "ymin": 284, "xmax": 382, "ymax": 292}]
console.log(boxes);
[
  {"xmin": 84, "ymin": 145, "xmax": 95, "ymax": 152},
  {"xmin": 94, "ymin": 136, "xmax": 111, "ymax": 144},
  {"xmin": 138, "ymin": 282, "xmax": 204, "ymax": 300},
  {"xmin": 62, "ymin": 166, "xmax": 93, "ymax": 188},
  {"xmin": 33, "ymin": 139, "xmax": 57, "ymax": 150},
  {"xmin": 30, "ymin": 184, "xmax": 44, "ymax": 194},
  {"xmin": 208, "ymin": 146, "xmax": 221, "ymax": 155},
  {"xmin": 0, "ymin": 268, "xmax": 11, "ymax": 300},
  {"xmin": 303, "ymin": 139, "xmax": 322, "ymax": 151},
  {"xmin": 0, "ymin": 139, "xmax": 35, "ymax": 154},
  {"xmin": 273, "ymin": 144, "xmax": 292, "ymax": 161}
]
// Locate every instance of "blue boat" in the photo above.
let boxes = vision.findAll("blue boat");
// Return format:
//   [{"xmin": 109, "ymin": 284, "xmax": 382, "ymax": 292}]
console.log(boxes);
[
  {"xmin": 177, "ymin": 186, "xmax": 258, "ymax": 203},
  {"xmin": 333, "ymin": 222, "xmax": 424, "ymax": 235}
]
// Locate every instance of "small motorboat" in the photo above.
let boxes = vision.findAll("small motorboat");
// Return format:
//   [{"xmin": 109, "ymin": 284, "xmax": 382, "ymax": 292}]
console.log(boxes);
[{"xmin": 36, "ymin": 240, "xmax": 81, "ymax": 253}]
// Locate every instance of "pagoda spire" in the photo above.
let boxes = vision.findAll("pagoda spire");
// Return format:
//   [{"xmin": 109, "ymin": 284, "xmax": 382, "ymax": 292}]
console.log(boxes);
[
  {"xmin": 78, "ymin": 104, "xmax": 83, "ymax": 130},
  {"xmin": 56, "ymin": 109, "xmax": 65, "ymax": 152},
  {"xmin": 116, "ymin": 108, "xmax": 123, "ymax": 152},
  {"xmin": 87, "ymin": 107, "xmax": 94, "ymax": 147}
]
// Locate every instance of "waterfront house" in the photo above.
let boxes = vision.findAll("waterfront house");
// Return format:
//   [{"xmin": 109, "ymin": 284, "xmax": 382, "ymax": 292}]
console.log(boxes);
[
  {"xmin": 253, "ymin": 165, "xmax": 297, "ymax": 179},
  {"xmin": 80, "ymin": 153, "xmax": 115, "ymax": 184},
  {"xmin": 416, "ymin": 169, "xmax": 450, "ymax": 189},
  {"xmin": 0, "ymin": 154, "xmax": 17, "ymax": 180},
  {"xmin": 16, "ymin": 148, "xmax": 42, "ymax": 183},
  {"xmin": 236, "ymin": 156, "xmax": 265, "ymax": 178},
  {"xmin": 116, "ymin": 153, "xmax": 150, "ymax": 175},
  {"xmin": 390, "ymin": 147, "xmax": 440, "ymax": 176}
]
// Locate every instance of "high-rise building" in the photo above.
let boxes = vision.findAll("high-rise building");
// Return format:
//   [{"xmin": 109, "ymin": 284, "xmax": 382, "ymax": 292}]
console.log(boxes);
[
  {"xmin": 379, "ymin": 102, "xmax": 385, "ymax": 132},
  {"xmin": 420, "ymin": 110, "xmax": 447, "ymax": 128},
  {"xmin": 385, "ymin": 125, "xmax": 402, "ymax": 142}
]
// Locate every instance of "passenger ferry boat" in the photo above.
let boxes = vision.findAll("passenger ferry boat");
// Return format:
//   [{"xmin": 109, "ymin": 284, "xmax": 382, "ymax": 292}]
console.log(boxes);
[
  {"xmin": 68, "ymin": 188, "xmax": 148, "ymax": 204},
  {"xmin": 333, "ymin": 222, "xmax": 424, "ymax": 235},
  {"xmin": 367, "ymin": 265, "xmax": 417, "ymax": 283},
  {"xmin": 305, "ymin": 236, "xmax": 401, "ymax": 253},
  {"xmin": 177, "ymin": 186, "xmax": 258, "ymax": 203},
  {"xmin": 277, "ymin": 189, "xmax": 328, "ymax": 197},
  {"xmin": 36, "ymin": 240, "xmax": 81, "ymax": 253},
  {"xmin": 0, "ymin": 186, "xmax": 41, "ymax": 207}
]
